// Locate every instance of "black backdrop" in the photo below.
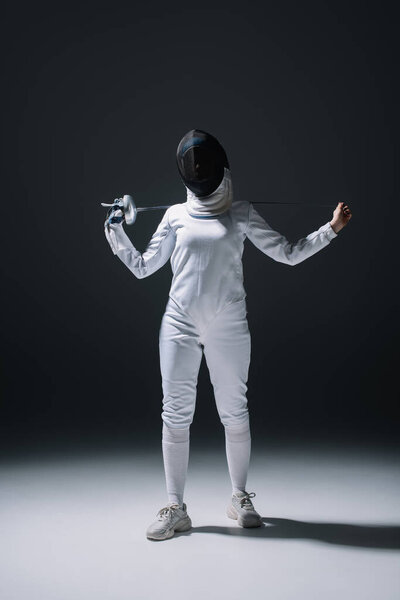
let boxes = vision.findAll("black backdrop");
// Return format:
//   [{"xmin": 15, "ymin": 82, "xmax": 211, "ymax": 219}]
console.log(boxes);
[{"xmin": 2, "ymin": 1, "xmax": 398, "ymax": 453}]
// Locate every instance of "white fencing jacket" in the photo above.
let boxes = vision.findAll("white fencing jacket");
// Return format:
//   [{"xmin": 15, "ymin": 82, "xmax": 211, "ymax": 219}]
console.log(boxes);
[{"xmin": 105, "ymin": 195, "xmax": 337, "ymax": 321}]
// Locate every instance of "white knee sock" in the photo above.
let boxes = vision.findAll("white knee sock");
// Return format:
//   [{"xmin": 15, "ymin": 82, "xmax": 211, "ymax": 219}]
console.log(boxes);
[
  {"xmin": 162, "ymin": 423, "xmax": 190, "ymax": 507},
  {"xmin": 224, "ymin": 420, "xmax": 251, "ymax": 494}
]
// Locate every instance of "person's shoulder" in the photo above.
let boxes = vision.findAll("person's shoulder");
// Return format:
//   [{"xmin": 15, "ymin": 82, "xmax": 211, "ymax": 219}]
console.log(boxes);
[
  {"xmin": 164, "ymin": 202, "xmax": 187, "ymax": 225},
  {"xmin": 230, "ymin": 200, "xmax": 250, "ymax": 221},
  {"xmin": 229, "ymin": 201, "xmax": 250, "ymax": 235},
  {"xmin": 166, "ymin": 202, "xmax": 186, "ymax": 216}
]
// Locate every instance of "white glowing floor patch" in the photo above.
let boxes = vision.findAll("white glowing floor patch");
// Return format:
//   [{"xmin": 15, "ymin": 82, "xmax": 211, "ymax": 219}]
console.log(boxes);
[{"xmin": 0, "ymin": 445, "xmax": 399, "ymax": 600}]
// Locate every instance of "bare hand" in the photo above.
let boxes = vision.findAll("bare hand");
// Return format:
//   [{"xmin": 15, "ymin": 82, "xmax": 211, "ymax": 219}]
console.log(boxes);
[{"xmin": 330, "ymin": 202, "xmax": 352, "ymax": 234}]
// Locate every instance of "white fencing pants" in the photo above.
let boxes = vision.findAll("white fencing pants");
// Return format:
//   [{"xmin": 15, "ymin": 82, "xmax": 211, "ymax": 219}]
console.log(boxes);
[{"xmin": 159, "ymin": 297, "xmax": 252, "ymax": 504}]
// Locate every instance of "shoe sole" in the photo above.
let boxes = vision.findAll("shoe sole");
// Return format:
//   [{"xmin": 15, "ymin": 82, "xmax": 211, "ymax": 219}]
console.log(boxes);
[
  {"xmin": 146, "ymin": 516, "xmax": 192, "ymax": 541},
  {"xmin": 227, "ymin": 504, "xmax": 262, "ymax": 528}
]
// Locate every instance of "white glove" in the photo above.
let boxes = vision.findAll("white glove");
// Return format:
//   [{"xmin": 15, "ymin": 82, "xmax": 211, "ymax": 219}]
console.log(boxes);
[{"xmin": 104, "ymin": 198, "xmax": 125, "ymax": 254}]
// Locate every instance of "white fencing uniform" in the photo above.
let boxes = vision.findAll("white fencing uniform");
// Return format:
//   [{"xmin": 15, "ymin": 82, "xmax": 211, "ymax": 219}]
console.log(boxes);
[{"xmin": 105, "ymin": 174, "xmax": 338, "ymax": 503}]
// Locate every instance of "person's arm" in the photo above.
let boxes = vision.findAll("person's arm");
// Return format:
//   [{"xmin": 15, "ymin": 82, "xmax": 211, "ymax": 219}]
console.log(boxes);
[
  {"xmin": 245, "ymin": 203, "xmax": 339, "ymax": 266},
  {"xmin": 104, "ymin": 209, "xmax": 176, "ymax": 278}
]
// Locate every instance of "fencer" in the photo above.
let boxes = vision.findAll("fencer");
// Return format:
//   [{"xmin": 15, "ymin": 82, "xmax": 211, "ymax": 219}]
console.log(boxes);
[{"xmin": 104, "ymin": 129, "xmax": 352, "ymax": 541}]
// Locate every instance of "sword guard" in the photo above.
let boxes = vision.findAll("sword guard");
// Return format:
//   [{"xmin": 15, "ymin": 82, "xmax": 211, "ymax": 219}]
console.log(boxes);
[{"xmin": 122, "ymin": 195, "xmax": 137, "ymax": 225}]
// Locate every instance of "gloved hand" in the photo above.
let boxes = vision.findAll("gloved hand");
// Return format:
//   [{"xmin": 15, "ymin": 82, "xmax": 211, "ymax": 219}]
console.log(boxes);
[
  {"xmin": 104, "ymin": 198, "xmax": 125, "ymax": 228},
  {"xmin": 104, "ymin": 198, "xmax": 126, "ymax": 254}
]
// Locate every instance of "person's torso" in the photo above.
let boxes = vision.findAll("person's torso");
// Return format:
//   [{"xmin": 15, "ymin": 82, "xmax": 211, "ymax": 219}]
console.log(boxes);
[{"xmin": 166, "ymin": 200, "xmax": 249, "ymax": 323}]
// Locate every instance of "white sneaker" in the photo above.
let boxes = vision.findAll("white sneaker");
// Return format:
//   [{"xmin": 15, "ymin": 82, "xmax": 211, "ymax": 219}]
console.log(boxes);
[
  {"xmin": 146, "ymin": 502, "xmax": 192, "ymax": 540},
  {"xmin": 227, "ymin": 491, "xmax": 263, "ymax": 528}
]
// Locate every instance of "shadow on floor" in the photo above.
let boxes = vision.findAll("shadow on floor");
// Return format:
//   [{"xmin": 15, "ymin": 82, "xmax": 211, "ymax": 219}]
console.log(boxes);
[{"xmin": 177, "ymin": 518, "xmax": 400, "ymax": 549}]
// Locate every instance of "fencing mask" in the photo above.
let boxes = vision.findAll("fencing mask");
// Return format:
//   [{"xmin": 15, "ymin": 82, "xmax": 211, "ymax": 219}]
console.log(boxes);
[{"xmin": 176, "ymin": 129, "xmax": 230, "ymax": 197}]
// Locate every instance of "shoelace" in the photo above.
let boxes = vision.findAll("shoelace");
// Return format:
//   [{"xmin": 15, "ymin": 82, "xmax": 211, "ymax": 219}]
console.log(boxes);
[
  {"xmin": 157, "ymin": 504, "xmax": 181, "ymax": 520},
  {"xmin": 239, "ymin": 491, "xmax": 256, "ymax": 509}
]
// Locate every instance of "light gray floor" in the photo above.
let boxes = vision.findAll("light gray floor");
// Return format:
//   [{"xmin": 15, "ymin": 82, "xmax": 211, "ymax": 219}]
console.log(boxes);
[{"xmin": 1, "ymin": 442, "xmax": 399, "ymax": 600}]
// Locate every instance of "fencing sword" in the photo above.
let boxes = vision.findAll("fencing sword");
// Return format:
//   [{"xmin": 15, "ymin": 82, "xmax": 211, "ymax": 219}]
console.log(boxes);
[{"xmin": 101, "ymin": 195, "xmax": 336, "ymax": 226}]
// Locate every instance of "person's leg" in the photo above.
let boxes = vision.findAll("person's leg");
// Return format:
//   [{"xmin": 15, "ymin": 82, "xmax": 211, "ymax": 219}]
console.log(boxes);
[
  {"xmin": 223, "ymin": 421, "xmax": 251, "ymax": 494},
  {"xmin": 202, "ymin": 300, "xmax": 262, "ymax": 528},
  {"xmin": 159, "ymin": 299, "xmax": 203, "ymax": 507},
  {"xmin": 202, "ymin": 299, "xmax": 252, "ymax": 494},
  {"xmin": 161, "ymin": 424, "xmax": 190, "ymax": 507}
]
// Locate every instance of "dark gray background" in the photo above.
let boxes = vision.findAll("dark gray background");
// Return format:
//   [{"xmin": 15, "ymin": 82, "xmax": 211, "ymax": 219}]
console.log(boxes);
[{"xmin": 2, "ymin": 1, "xmax": 398, "ymax": 454}]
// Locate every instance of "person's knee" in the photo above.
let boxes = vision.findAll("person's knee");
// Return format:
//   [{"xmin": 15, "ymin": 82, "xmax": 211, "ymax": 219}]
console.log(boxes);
[
  {"xmin": 161, "ymin": 378, "xmax": 197, "ymax": 429},
  {"xmin": 161, "ymin": 406, "xmax": 193, "ymax": 429},
  {"xmin": 217, "ymin": 401, "xmax": 249, "ymax": 429}
]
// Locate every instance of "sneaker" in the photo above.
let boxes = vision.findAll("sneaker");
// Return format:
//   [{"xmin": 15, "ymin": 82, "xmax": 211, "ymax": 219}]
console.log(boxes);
[
  {"xmin": 227, "ymin": 491, "xmax": 263, "ymax": 528},
  {"xmin": 146, "ymin": 502, "xmax": 192, "ymax": 540}
]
